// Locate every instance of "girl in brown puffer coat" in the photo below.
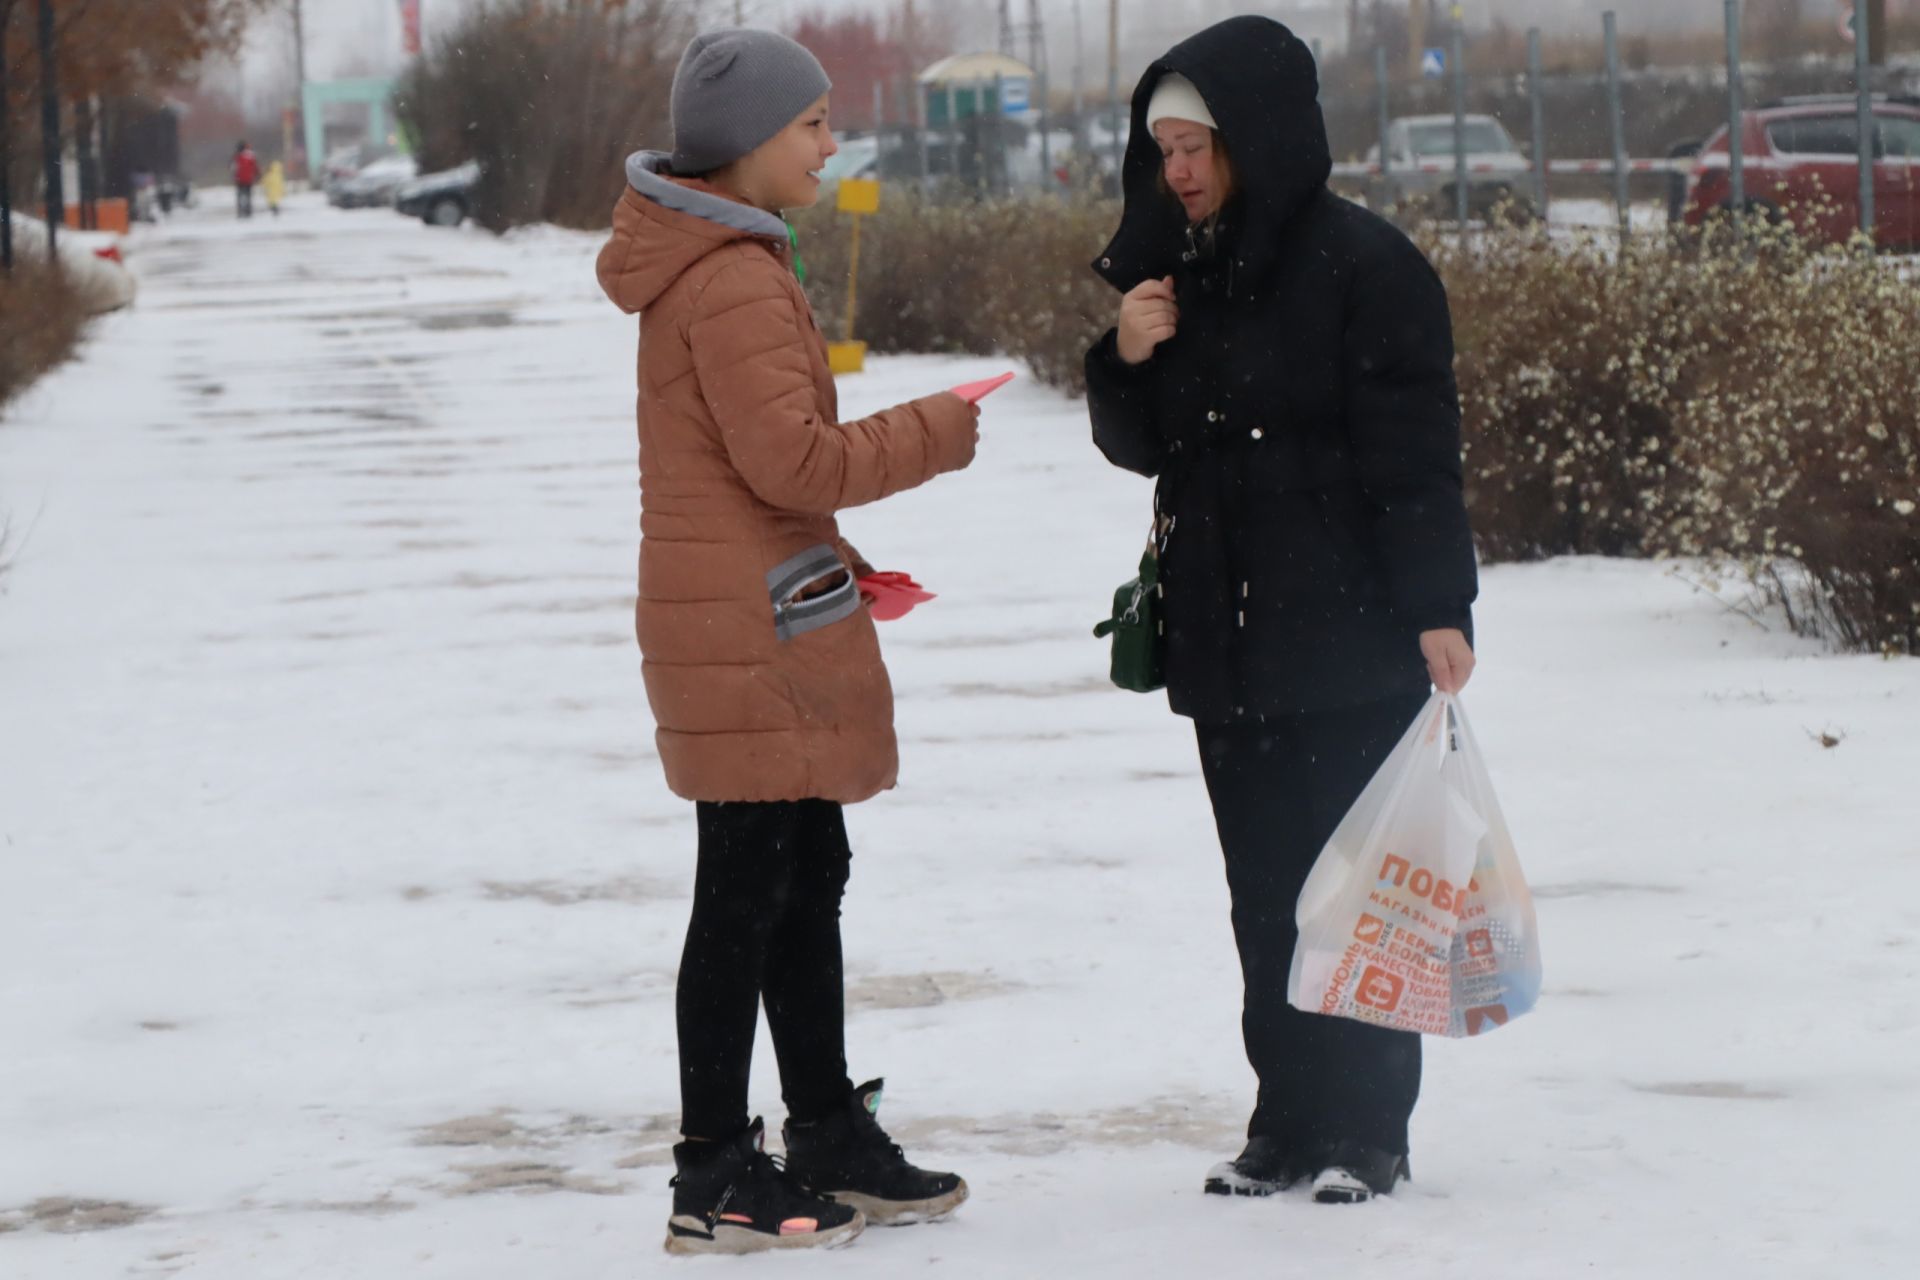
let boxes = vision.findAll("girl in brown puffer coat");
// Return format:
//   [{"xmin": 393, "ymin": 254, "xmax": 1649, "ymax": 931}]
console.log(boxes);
[{"xmin": 595, "ymin": 28, "xmax": 979, "ymax": 1257}]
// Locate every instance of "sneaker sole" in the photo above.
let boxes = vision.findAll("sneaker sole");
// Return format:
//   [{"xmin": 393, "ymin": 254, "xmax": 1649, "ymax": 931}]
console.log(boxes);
[
  {"xmin": 663, "ymin": 1210, "xmax": 866, "ymax": 1255},
  {"xmin": 819, "ymin": 1180, "xmax": 969, "ymax": 1226},
  {"xmin": 1203, "ymin": 1164, "xmax": 1295, "ymax": 1198},
  {"xmin": 1311, "ymin": 1159, "xmax": 1409, "ymax": 1205}
]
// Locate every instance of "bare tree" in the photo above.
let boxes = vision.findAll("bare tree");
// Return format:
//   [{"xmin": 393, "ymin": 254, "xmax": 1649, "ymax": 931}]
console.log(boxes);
[{"xmin": 394, "ymin": 0, "xmax": 693, "ymax": 232}]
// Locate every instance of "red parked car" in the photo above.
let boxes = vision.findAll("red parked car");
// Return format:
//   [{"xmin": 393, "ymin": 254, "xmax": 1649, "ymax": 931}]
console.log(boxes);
[{"xmin": 1682, "ymin": 97, "xmax": 1920, "ymax": 249}]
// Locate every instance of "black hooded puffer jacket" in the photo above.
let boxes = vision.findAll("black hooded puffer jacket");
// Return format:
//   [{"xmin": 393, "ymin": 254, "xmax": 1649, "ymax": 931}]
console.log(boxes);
[{"xmin": 1086, "ymin": 15, "xmax": 1478, "ymax": 723}]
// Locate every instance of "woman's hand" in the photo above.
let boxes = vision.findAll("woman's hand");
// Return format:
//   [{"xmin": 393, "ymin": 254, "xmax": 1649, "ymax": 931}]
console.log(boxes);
[
  {"xmin": 1116, "ymin": 276, "xmax": 1178, "ymax": 365},
  {"xmin": 1420, "ymin": 628, "xmax": 1476, "ymax": 694}
]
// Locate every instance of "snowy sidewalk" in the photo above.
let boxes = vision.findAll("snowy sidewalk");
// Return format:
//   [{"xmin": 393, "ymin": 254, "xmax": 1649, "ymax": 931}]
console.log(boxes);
[{"xmin": 1, "ymin": 194, "xmax": 1916, "ymax": 1277}]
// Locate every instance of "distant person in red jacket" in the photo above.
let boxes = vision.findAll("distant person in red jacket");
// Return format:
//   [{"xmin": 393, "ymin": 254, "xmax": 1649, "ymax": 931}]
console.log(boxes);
[{"xmin": 233, "ymin": 142, "xmax": 260, "ymax": 219}]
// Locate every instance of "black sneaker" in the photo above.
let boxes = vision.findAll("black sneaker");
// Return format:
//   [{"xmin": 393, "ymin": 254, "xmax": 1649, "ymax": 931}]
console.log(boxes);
[
  {"xmin": 1203, "ymin": 1136, "xmax": 1307, "ymax": 1197},
  {"xmin": 1310, "ymin": 1141, "xmax": 1411, "ymax": 1205},
  {"xmin": 664, "ymin": 1118, "xmax": 865, "ymax": 1255},
  {"xmin": 782, "ymin": 1079, "xmax": 969, "ymax": 1225}
]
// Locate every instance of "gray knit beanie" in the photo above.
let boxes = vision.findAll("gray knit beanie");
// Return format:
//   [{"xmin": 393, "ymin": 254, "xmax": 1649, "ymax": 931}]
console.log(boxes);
[{"xmin": 670, "ymin": 29, "xmax": 833, "ymax": 175}]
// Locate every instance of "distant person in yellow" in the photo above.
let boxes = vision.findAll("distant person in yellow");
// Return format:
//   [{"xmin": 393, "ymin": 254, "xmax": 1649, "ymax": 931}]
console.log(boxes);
[{"xmin": 262, "ymin": 161, "xmax": 286, "ymax": 217}]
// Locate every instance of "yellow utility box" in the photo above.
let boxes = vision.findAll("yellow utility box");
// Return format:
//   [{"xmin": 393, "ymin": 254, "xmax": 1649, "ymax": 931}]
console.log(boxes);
[
  {"xmin": 827, "ymin": 179, "xmax": 882, "ymax": 374},
  {"xmin": 837, "ymin": 178, "xmax": 880, "ymax": 215}
]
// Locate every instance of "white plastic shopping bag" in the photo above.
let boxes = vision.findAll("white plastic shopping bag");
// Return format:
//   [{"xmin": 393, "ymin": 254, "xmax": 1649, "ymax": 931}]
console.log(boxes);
[{"xmin": 1287, "ymin": 693, "xmax": 1542, "ymax": 1038}]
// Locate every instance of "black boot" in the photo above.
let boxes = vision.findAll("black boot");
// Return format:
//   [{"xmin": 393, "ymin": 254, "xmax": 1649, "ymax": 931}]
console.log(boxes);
[
  {"xmin": 782, "ymin": 1079, "xmax": 968, "ymax": 1225},
  {"xmin": 664, "ymin": 1118, "xmax": 865, "ymax": 1255},
  {"xmin": 1204, "ymin": 1135, "xmax": 1308, "ymax": 1197},
  {"xmin": 1310, "ymin": 1140, "xmax": 1411, "ymax": 1205}
]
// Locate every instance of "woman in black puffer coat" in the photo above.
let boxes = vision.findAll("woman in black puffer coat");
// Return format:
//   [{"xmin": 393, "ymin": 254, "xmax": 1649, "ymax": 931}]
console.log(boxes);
[{"xmin": 1086, "ymin": 15, "xmax": 1480, "ymax": 1205}]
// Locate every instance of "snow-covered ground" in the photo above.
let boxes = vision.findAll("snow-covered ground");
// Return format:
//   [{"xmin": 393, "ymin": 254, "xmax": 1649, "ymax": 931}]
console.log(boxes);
[{"xmin": 3, "ymin": 194, "xmax": 1917, "ymax": 1278}]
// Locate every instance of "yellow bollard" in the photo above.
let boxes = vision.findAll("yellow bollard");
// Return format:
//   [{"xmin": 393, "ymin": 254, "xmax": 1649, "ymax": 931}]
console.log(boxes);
[{"xmin": 827, "ymin": 178, "xmax": 880, "ymax": 375}]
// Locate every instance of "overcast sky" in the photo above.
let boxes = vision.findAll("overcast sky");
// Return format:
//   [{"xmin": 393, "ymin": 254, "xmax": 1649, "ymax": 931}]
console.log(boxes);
[
  {"xmin": 244, "ymin": 0, "xmax": 888, "ymax": 90},
  {"xmin": 234, "ymin": 0, "xmax": 1826, "ymax": 105}
]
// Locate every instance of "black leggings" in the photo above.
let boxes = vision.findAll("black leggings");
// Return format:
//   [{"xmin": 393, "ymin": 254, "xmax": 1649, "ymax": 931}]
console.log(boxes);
[
  {"xmin": 678, "ymin": 799, "xmax": 854, "ymax": 1140},
  {"xmin": 1196, "ymin": 692, "xmax": 1429, "ymax": 1157}
]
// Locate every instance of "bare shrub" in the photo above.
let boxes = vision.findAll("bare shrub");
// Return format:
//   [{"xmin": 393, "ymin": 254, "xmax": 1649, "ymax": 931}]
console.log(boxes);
[
  {"xmin": 792, "ymin": 191, "xmax": 1115, "ymax": 391},
  {"xmin": 1, "ymin": 258, "xmax": 88, "ymax": 415},
  {"xmin": 1423, "ymin": 216, "xmax": 1919, "ymax": 654},
  {"xmin": 2, "ymin": 258, "xmax": 88, "ymax": 584},
  {"xmin": 1428, "ymin": 228, "xmax": 1684, "ymax": 561}
]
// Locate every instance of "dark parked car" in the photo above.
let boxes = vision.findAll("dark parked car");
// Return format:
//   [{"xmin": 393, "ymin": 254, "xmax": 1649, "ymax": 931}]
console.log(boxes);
[
  {"xmin": 395, "ymin": 162, "xmax": 480, "ymax": 228},
  {"xmin": 1682, "ymin": 96, "xmax": 1920, "ymax": 249}
]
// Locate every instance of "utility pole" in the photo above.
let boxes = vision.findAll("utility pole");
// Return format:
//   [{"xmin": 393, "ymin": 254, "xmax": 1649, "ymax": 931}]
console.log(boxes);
[
  {"xmin": 291, "ymin": 0, "xmax": 307, "ymax": 178},
  {"xmin": 904, "ymin": 0, "xmax": 927, "ymax": 182},
  {"xmin": 1107, "ymin": 0, "xmax": 1120, "ymax": 182},
  {"xmin": 1029, "ymin": 0, "xmax": 1049, "ymax": 182},
  {"xmin": 1856, "ymin": 0, "xmax": 1876, "ymax": 243},
  {"xmin": 39, "ymin": 0, "xmax": 62, "ymax": 256},
  {"xmin": 1071, "ymin": 0, "xmax": 1085, "ymax": 126},
  {"xmin": 292, "ymin": 0, "xmax": 307, "ymax": 83},
  {"xmin": 1725, "ymin": 0, "xmax": 1745, "ymax": 239},
  {"xmin": 1840, "ymin": 2, "xmax": 1890, "ymax": 68}
]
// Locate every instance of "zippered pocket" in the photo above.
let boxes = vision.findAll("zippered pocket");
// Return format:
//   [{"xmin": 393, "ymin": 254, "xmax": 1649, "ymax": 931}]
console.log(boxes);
[{"xmin": 766, "ymin": 545, "xmax": 861, "ymax": 642}]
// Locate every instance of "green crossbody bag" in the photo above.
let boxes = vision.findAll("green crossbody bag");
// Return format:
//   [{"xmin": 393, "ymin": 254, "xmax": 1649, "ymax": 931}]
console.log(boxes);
[{"xmin": 1093, "ymin": 532, "xmax": 1166, "ymax": 694}]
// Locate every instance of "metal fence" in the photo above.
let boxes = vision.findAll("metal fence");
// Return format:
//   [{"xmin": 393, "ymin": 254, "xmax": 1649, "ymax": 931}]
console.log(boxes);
[
  {"xmin": 850, "ymin": 6, "xmax": 1910, "ymax": 258},
  {"xmin": 1321, "ymin": 3, "xmax": 1905, "ymax": 248}
]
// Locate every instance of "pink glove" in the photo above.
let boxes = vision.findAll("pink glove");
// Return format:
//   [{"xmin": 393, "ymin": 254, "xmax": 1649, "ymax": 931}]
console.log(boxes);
[{"xmin": 857, "ymin": 572, "xmax": 936, "ymax": 622}]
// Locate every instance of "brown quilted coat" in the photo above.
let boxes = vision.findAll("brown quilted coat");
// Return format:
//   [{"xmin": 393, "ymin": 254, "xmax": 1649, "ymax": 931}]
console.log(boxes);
[{"xmin": 596, "ymin": 152, "xmax": 977, "ymax": 804}]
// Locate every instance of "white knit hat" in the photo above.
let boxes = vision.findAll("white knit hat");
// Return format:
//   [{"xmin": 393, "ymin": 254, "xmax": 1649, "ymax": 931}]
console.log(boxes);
[{"xmin": 1145, "ymin": 73, "xmax": 1217, "ymax": 132}]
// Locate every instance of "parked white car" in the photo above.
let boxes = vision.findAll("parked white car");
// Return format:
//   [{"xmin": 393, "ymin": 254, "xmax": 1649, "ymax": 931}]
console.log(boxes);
[
  {"xmin": 4, "ymin": 213, "xmax": 137, "ymax": 313},
  {"xmin": 329, "ymin": 155, "xmax": 420, "ymax": 209},
  {"xmin": 1364, "ymin": 115, "xmax": 1537, "ymax": 222},
  {"xmin": 818, "ymin": 136, "xmax": 880, "ymax": 191}
]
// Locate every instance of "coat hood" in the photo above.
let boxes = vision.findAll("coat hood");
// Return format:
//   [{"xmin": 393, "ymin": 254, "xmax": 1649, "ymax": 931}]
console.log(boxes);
[
  {"xmin": 1093, "ymin": 16, "xmax": 1332, "ymax": 293},
  {"xmin": 596, "ymin": 150, "xmax": 790, "ymax": 315}
]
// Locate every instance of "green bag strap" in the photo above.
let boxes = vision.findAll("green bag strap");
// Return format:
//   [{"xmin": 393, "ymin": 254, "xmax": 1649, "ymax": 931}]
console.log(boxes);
[{"xmin": 785, "ymin": 218, "xmax": 807, "ymax": 285}]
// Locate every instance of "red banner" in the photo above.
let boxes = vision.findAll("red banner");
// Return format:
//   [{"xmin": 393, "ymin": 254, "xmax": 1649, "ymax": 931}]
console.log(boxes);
[{"xmin": 400, "ymin": 0, "xmax": 423, "ymax": 57}]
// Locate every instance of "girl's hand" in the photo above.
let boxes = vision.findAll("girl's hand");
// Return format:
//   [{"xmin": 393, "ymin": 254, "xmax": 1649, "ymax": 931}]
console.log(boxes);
[
  {"xmin": 1116, "ymin": 276, "xmax": 1178, "ymax": 365},
  {"xmin": 930, "ymin": 394, "xmax": 981, "ymax": 470},
  {"xmin": 958, "ymin": 396, "xmax": 982, "ymax": 450},
  {"xmin": 1420, "ymin": 628, "xmax": 1476, "ymax": 694}
]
